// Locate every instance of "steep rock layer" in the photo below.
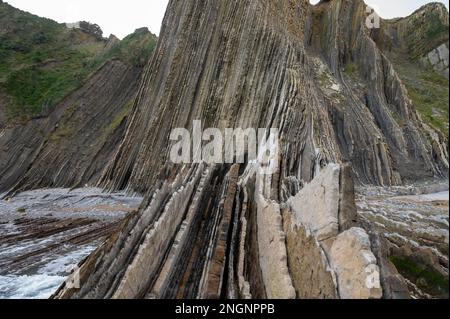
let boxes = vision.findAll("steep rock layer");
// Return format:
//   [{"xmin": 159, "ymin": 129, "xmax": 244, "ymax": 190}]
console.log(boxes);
[
  {"xmin": 100, "ymin": 0, "xmax": 448, "ymax": 194},
  {"xmin": 54, "ymin": 0, "xmax": 448, "ymax": 299},
  {"xmin": 371, "ymin": 3, "xmax": 449, "ymax": 142}
]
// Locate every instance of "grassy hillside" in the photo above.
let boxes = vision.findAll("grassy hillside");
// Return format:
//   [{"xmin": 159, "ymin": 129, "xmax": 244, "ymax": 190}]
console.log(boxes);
[
  {"xmin": 0, "ymin": 1, "xmax": 157, "ymax": 120},
  {"xmin": 376, "ymin": 3, "xmax": 449, "ymax": 136},
  {"xmin": 102, "ymin": 28, "xmax": 158, "ymax": 67},
  {"xmin": 398, "ymin": 62, "xmax": 449, "ymax": 136}
]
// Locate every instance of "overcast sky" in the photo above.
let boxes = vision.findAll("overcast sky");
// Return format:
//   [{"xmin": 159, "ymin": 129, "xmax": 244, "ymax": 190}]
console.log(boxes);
[{"xmin": 5, "ymin": 0, "xmax": 450, "ymax": 39}]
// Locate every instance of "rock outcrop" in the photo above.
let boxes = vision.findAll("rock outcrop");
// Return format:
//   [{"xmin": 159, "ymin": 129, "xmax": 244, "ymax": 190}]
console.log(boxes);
[
  {"xmin": 1, "ymin": 0, "xmax": 448, "ymax": 300},
  {"xmin": 282, "ymin": 164, "xmax": 381, "ymax": 299},
  {"xmin": 52, "ymin": 0, "xmax": 446, "ymax": 299},
  {"xmin": 357, "ymin": 185, "xmax": 449, "ymax": 299},
  {"xmin": 0, "ymin": 59, "xmax": 141, "ymax": 194},
  {"xmin": 421, "ymin": 43, "xmax": 449, "ymax": 79},
  {"xmin": 0, "ymin": 5, "xmax": 158, "ymax": 194},
  {"xmin": 372, "ymin": 2, "xmax": 449, "ymax": 136}
]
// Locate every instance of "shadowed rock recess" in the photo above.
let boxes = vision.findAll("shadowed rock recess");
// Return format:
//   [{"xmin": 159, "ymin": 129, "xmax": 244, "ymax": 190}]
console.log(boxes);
[
  {"xmin": 48, "ymin": 0, "xmax": 449, "ymax": 299},
  {"xmin": 1, "ymin": 0, "xmax": 448, "ymax": 299}
]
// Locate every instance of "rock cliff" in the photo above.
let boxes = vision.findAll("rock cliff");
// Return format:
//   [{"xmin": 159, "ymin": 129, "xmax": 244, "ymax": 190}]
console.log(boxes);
[
  {"xmin": 0, "ymin": 2, "xmax": 158, "ymax": 194},
  {"xmin": 51, "ymin": 0, "xmax": 448, "ymax": 299},
  {"xmin": 0, "ymin": 0, "xmax": 448, "ymax": 300}
]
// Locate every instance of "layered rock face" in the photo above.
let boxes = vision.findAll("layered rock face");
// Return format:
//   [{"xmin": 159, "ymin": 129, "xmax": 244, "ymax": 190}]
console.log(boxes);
[
  {"xmin": 371, "ymin": 3, "xmax": 449, "ymax": 137},
  {"xmin": 52, "ymin": 0, "xmax": 448, "ymax": 299},
  {"xmin": 421, "ymin": 43, "xmax": 449, "ymax": 79},
  {"xmin": 0, "ymin": 59, "xmax": 142, "ymax": 194},
  {"xmin": 0, "ymin": 2, "xmax": 158, "ymax": 194},
  {"xmin": 99, "ymin": 0, "xmax": 448, "ymax": 195}
]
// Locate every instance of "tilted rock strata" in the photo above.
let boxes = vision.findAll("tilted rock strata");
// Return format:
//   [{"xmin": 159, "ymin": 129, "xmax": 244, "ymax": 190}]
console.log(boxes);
[
  {"xmin": 52, "ymin": 0, "xmax": 448, "ymax": 300},
  {"xmin": 282, "ymin": 164, "xmax": 381, "ymax": 299},
  {"xmin": 0, "ymin": 0, "xmax": 443, "ymax": 300},
  {"xmin": 372, "ymin": 3, "xmax": 449, "ymax": 138},
  {"xmin": 95, "ymin": 0, "xmax": 448, "ymax": 198},
  {"xmin": 357, "ymin": 186, "xmax": 449, "ymax": 299},
  {"xmin": 0, "ymin": 59, "xmax": 142, "ymax": 194}
]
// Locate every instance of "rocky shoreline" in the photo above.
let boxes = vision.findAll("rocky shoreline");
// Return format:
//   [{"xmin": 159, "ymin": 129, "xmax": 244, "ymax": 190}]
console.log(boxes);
[
  {"xmin": 357, "ymin": 183, "xmax": 449, "ymax": 299},
  {"xmin": 0, "ymin": 188, "xmax": 141, "ymax": 299}
]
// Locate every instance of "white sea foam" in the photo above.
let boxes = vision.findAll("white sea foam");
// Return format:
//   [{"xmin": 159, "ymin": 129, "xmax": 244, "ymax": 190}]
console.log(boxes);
[
  {"xmin": 0, "ymin": 274, "xmax": 65, "ymax": 299},
  {"xmin": 0, "ymin": 245, "xmax": 96, "ymax": 299}
]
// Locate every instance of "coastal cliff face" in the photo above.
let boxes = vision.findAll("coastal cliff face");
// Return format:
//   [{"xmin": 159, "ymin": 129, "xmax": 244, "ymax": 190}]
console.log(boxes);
[
  {"xmin": 0, "ymin": 0, "xmax": 448, "ymax": 299},
  {"xmin": 49, "ymin": 0, "xmax": 448, "ymax": 299},
  {"xmin": 0, "ymin": 59, "xmax": 141, "ymax": 194},
  {"xmin": 98, "ymin": 0, "xmax": 448, "ymax": 195},
  {"xmin": 0, "ymin": 0, "xmax": 158, "ymax": 194}
]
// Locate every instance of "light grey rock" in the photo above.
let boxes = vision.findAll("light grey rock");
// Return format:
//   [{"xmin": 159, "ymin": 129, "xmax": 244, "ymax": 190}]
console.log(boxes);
[
  {"xmin": 329, "ymin": 228, "xmax": 383, "ymax": 299},
  {"xmin": 287, "ymin": 164, "xmax": 341, "ymax": 242}
]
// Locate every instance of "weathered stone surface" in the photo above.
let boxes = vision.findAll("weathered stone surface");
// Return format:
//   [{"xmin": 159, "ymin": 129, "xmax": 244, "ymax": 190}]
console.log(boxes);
[
  {"xmin": 421, "ymin": 43, "xmax": 449, "ymax": 78},
  {"xmin": 282, "ymin": 163, "xmax": 382, "ymax": 299},
  {"xmin": 1, "ymin": 0, "xmax": 447, "ymax": 300},
  {"xmin": 329, "ymin": 228, "xmax": 383, "ymax": 299},
  {"xmin": 286, "ymin": 164, "xmax": 341, "ymax": 242},
  {"xmin": 255, "ymin": 172, "xmax": 296, "ymax": 299},
  {"xmin": 338, "ymin": 164, "xmax": 358, "ymax": 231},
  {"xmin": 283, "ymin": 212, "xmax": 338, "ymax": 299},
  {"xmin": 369, "ymin": 233, "xmax": 411, "ymax": 299},
  {"xmin": 357, "ymin": 185, "xmax": 449, "ymax": 299}
]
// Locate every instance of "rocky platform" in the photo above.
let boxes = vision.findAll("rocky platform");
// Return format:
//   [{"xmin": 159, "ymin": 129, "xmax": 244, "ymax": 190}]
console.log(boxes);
[
  {"xmin": 0, "ymin": 188, "xmax": 141, "ymax": 299},
  {"xmin": 357, "ymin": 184, "xmax": 449, "ymax": 299}
]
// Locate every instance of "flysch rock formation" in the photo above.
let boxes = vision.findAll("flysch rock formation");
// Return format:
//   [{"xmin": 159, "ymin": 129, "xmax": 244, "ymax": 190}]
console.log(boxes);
[
  {"xmin": 51, "ymin": 0, "xmax": 448, "ymax": 299},
  {"xmin": 0, "ymin": 59, "xmax": 142, "ymax": 195},
  {"xmin": 370, "ymin": 3, "xmax": 450, "ymax": 139},
  {"xmin": 374, "ymin": 2, "xmax": 449, "ymax": 79},
  {"xmin": 0, "ymin": 2, "xmax": 158, "ymax": 195}
]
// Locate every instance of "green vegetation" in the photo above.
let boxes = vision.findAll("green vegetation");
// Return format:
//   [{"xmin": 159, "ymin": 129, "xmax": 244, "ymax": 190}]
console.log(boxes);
[
  {"xmin": 405, "ymin": 69, "xmax": 449, "ymax": 136},
  {"xmin": 5, "ymin": 57, "xmax": 91, "ymax": 116},
  {"xmin": 0, "ymin": 2, "xmax": 104, "ymax": 119},
  {"xmin": 109, "ymin": 98, "xmax": 134, "ymax": 131},
  {"xmin": 390, "ymin": 55, "xmax": 449, "ymax": 136},
  {"xmin": 0, "ymin": 2, "xmax": 157, "ymax": 120},
  {"xmin": 390, "ymin": 255, "xmax": 449, "ymax": 297},
  {"xmin": 102, "ymin": 28, "xmax": 158, "ymax": 67},
  {"xmin": 426, "ymin": 12, "xmax": 449, "ymax": 40},
  {"xmin": 344, "ymin": 62, "xmax": 358, "ymax": 77}
]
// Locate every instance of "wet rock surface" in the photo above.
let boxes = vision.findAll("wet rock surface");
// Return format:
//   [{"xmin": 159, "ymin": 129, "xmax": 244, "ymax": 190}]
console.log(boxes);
[{"xmin": 0, "ymin": 188, "xmax": 141, "ymax": 299}]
